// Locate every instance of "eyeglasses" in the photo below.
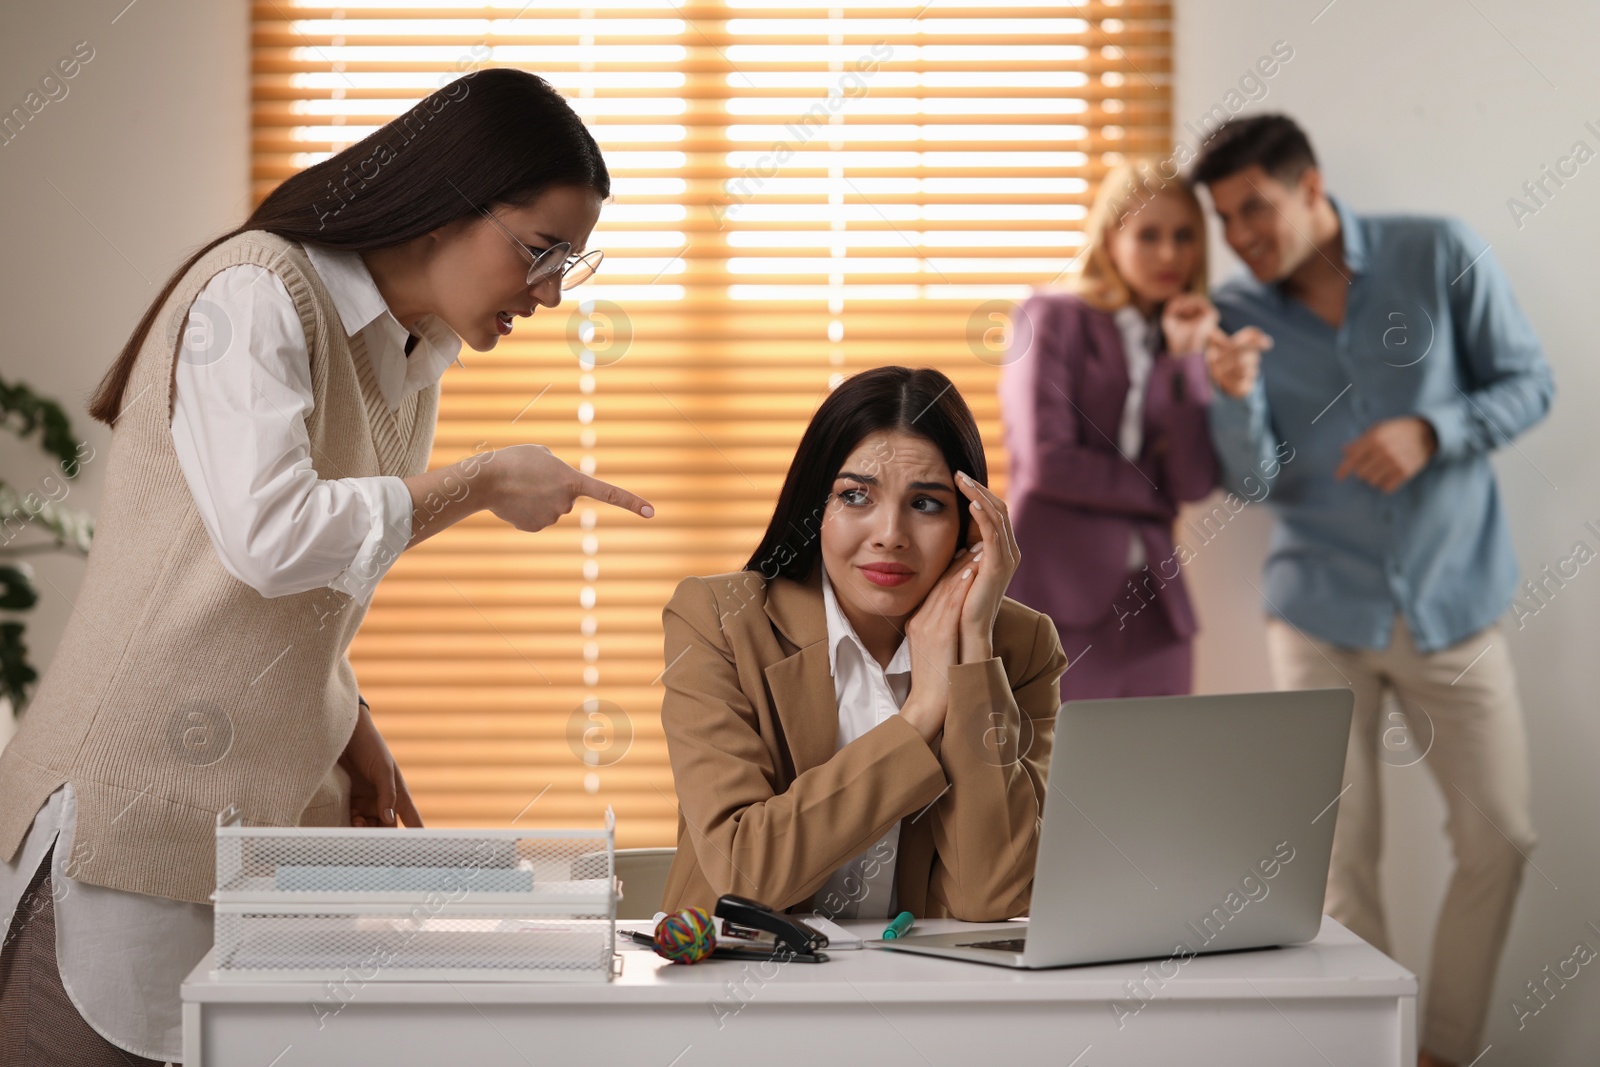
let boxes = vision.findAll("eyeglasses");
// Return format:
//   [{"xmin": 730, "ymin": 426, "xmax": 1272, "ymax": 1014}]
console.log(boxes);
[{"xmin": 480, "ymin": 209, "xmax": 603, "ymax": 290}]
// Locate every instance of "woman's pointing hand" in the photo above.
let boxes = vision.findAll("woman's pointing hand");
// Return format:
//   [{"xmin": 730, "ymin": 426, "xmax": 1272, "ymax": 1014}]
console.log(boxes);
[
  {"xmin": 405, "ymin": 443, "xmax": 653, "ymax": 548},
  {"xmin": 484, "ymin": 444, "xmax": 654, "ymax": 532}
]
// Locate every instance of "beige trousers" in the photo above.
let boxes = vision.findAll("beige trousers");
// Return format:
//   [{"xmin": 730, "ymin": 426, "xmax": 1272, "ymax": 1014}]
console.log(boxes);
[{"xmin": 1265, "ymin": 614, "xmax": 1536, "ymax": 1065}]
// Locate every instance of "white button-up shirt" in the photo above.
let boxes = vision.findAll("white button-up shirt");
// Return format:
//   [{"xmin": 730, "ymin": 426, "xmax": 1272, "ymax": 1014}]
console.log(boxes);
[
  {"xmin": 1112, "ymin": 304, "xmax": 1157, "ymax": 571},
  {"xmin": 813, "ymin": 567, "xmax": 913, "ymax": 921}
]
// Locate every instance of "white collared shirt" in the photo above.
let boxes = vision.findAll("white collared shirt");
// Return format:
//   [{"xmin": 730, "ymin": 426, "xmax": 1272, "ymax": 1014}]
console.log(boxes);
[
  {"xmin": 813, "ymin": 568, "xmax": 912, "ymax": 921},
  {"xmin": 1111, "ymin": 304, "xmax": 1157, "ymax": 571},
  {"xmin": 169, "ymin": 242, "xmax": 461, "ymax": 601}
]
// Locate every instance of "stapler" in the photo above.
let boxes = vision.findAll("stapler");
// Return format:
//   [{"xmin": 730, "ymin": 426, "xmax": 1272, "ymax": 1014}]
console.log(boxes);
[{"xmin": 712, "ymin": 894, "xmax": 830, "ymax": 963}]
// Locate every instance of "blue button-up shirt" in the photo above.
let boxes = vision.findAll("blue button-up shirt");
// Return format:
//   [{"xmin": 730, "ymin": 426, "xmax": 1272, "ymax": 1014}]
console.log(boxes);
[{"xmin": 1207, "ymin": 196, "xmax": 1554, "ymax": 653}]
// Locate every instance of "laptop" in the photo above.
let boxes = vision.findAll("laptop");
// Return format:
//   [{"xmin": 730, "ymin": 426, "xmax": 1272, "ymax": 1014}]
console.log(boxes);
[{"xmin": 876, "ymin": 688, "xmax": 1353, "ymax": 968}]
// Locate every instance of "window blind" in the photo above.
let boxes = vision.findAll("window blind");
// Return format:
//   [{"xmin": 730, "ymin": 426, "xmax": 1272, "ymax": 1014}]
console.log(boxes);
[{"xmin": 253, "ymin": 0, "xmax": 1172, "ymax": 845}]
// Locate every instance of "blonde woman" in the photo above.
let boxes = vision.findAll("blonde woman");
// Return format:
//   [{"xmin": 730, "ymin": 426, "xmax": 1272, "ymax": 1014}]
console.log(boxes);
[{"xmin": 1000, "ymin": 158, "xmax": 1219, "ymax": 700}]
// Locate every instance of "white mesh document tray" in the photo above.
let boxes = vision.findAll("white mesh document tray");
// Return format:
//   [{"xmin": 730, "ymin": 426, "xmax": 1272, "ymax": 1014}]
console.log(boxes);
[{"xmin": 210, "ymin": 807, "xmax": 619, "ymax": 982}]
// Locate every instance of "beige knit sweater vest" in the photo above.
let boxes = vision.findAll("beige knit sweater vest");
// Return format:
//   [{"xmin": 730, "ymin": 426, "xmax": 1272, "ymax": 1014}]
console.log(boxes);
[{"xmin": 0, "ymin": 231, "xmax": 438, "ymax": 904}]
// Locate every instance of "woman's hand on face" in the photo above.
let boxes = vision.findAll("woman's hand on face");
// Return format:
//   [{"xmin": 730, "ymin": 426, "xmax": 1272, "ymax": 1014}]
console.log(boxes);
[
  {"xmin": 900, "ymin": 547, "xmax": 980, "ymax": 745},
  {"xmin": 339, "ymin": 701, "xmax": 424, "ymax": 828},
  {"xmin": 485, "ymin": 443, "xmax": 654, "ymax": 532},
  {"xmin": 1160, "ymin": 293, "xmax": 1220, "ymax": 357},
  {"xmin": 954, "ymin": 472, "xmax": 1018, "ymax": 664}
]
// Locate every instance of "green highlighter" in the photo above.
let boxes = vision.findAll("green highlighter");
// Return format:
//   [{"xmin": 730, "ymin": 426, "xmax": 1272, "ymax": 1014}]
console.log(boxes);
[{"xmin": 882, "ymin": 911, "xmax": 915, "ymax": 939}]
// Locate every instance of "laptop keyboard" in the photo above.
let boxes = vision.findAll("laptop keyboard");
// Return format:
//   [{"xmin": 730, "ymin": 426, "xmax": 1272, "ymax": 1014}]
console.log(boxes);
[{"xmin": 956, "ymin": 936, "xmax": 1027, "ymax": 952}]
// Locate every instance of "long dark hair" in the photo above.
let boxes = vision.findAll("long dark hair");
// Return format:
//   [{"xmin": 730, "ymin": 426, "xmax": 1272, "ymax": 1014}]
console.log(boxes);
[
  {"xmin": 89, "ymin": 67, "xmax": 610, "ymax": 425},
  {"xmin": 744, "ymin": 366, "xmax": 988, "ymax": 583}
]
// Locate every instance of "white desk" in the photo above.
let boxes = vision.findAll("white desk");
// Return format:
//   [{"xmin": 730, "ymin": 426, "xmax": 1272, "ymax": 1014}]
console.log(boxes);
[{"xmin": 182, "ymin": 916, "xmax": 1415, "ymax": 1066}]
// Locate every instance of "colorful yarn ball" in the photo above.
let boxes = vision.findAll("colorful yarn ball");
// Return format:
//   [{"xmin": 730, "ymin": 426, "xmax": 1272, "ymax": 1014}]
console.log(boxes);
[{"xmin": 653, "ymin": 906, "xmax": 717, "ymax": 964}]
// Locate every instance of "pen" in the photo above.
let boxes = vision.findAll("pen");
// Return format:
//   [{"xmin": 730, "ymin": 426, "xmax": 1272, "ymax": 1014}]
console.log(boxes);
[{"xmin": 882, "ymin": 911, "xmax": 915, "ymax": 939}]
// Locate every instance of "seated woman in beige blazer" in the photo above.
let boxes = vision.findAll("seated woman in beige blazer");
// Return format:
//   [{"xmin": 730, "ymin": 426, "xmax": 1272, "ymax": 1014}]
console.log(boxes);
[{"xmin": 659, "ymin": 366, "xmax": 1069, "ymax": 923}]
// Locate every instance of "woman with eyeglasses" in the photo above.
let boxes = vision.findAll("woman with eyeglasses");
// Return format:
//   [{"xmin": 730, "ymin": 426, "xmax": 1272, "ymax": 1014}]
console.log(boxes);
[{"xmin": 0, "ymin": 69, "xmax": 650, "ymax": 1067}]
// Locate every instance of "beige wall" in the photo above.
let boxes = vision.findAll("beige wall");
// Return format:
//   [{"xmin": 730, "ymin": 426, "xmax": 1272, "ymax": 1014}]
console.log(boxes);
[
  {"xmin": 1177, "ymin": 2, "xmax": 1600, "ymax": 1064},
  {"xmin": 0, "ymin": 0, "xmax": 247, "ymax": 676}
]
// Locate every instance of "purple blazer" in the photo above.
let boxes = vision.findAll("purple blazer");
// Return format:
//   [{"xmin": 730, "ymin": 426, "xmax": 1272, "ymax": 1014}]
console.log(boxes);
[{"xmin": 999, "ymin": 291, "xmax": 1218, "ymax": 638}]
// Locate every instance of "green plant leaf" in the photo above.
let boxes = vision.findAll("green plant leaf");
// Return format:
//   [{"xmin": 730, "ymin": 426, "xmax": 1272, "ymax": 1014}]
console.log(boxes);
[
  {"xmin": 0, "ymin": 484, "xmax": 93, "ymax": 555},
  {"xmin": 0, "ymin": 565, "xmax": 37, "ymax": 611},
  {"xmin": 0, "ymin": 375, "xmax": 82, "ymax": 476},
  {"xmin": 0, "ymin": 621, "xmax": 37, "ymax": 711}
]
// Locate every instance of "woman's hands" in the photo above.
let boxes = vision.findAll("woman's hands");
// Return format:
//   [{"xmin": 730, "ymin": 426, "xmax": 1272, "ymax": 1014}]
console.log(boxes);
[
  {"xmin": 954, "ymin": 472, "xmax": 1018, "ymax": 664},
  {"xmin": 1160, "ymin": 293, "xmax": 1219, "ymax": 357},
  {"xmin": 405, "ymin": 443, "xmax": 654, "ymax": 549},
  {"xmin": 899, "ymin": 547, "xmax": 979, "ymax": 745},
  {"xmin": 483, "ymin": 444, "xmax": 654, "ymax": 533},
  {"xmin": 898, "ymin": 472, "xmax": 1020, "ymax": 745},
  {"xmin": 339, "ymin": 699, "xmax": 423, "ymax": 828}
]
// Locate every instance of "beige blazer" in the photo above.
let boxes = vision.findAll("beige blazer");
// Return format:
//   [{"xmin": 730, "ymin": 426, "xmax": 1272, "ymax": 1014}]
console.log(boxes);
[{"xmin": 658, "ymin": 565, "xmax": 1069, "ymax": 922}]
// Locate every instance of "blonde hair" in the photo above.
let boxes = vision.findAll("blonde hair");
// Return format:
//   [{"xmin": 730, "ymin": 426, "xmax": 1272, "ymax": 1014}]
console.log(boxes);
[{"xmin": 1065, "ymin": 156, "xmax": 1209, "ymax": 313}]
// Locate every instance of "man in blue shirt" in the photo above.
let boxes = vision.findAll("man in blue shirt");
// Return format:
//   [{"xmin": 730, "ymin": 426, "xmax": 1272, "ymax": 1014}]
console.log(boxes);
[{"xmin": 1192, "ymin": 115, "xmax": 1552, "ymax": 1067}]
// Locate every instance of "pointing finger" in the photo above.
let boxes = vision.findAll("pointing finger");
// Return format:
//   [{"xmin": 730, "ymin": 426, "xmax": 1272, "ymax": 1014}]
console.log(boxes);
[
  {"xmin": 1233, "ymin": 326, "xmax": 1274, "ymax": 352},
  {"xmin": 575, "ymin": 474, "xmax": 655, "ymax": 518}
]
